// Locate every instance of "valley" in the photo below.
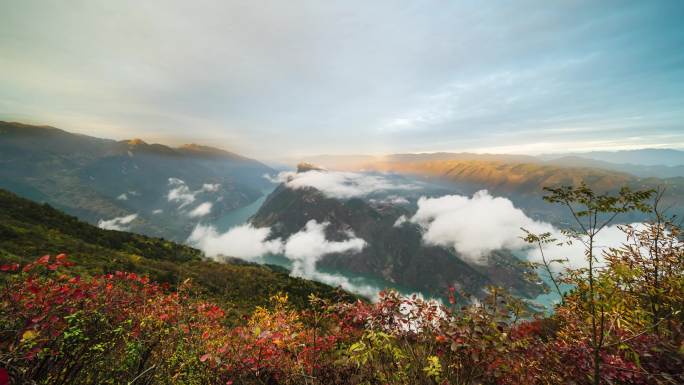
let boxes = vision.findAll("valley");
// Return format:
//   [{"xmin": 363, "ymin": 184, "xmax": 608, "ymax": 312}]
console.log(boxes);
[{"xmin": 2, "ymin": 122, "xmax": 683, "ymax": 307}]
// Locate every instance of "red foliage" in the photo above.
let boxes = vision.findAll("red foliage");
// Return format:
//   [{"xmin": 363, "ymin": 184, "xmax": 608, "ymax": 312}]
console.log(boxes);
[{"xmin": 1, "ymin": 255, "xmax": 681, "ymax": 385}]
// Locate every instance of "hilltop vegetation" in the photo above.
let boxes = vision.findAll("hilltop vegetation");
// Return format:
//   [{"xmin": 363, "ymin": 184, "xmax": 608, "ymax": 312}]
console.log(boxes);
[{"xmin": 0, "ymin": 188, "xmax": 355, "ymax": 316}]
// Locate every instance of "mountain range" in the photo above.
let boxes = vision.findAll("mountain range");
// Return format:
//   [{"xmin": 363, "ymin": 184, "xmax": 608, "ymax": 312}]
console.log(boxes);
[
  {"xmin": 0, "ymin": 121, "xmax": 273, "ymax": 241},
  {"xmin": 298, "ymin": 152, "xmax": 684, "ymax": 225},
  {"xmin": 300, "ymin": 149, "xmax": 684, "ymax": 179},
  {"xmin": 541, "ymin": 149, "xmax": 684, "ymax": 167},
  {"xmin": 3, "ymin": 121, "xmax": 682, "ymax": 302}
]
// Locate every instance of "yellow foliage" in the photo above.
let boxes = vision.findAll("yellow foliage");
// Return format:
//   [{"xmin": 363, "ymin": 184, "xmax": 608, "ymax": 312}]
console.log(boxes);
[{"xmin": 21, "ymin": 330, "xmax": 37, "ymax": 342}]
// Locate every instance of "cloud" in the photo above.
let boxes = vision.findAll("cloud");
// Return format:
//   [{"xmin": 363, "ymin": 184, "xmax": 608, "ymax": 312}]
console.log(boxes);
[
  {"xmin": 410, "ymin": 190, "xmax": 553, "ymax": 264},
  {"xmin": 370, "ymin": 195, "xmax": 410, "ymax": 205},
  {"xmin": 167, "ymin": 178, "xmax": 196, "ymax": 207},
  {"xmin": 271, "ymin": 170, "xmax": 420, "ymax": 199},
  {"xmin": 284, "ymin": 220, "xmax": 366, "ymax": 275},
  {"xmin": 187, "ymin": 223, "xmax": 283, "ymax": 261},
  {"xmin": 166, "ymin": 178, "xmax": 220, "ymax": 208},
  {"xmin": 299, "ymin": 270, "xmax": 382, "ymax": 300},
  {"xmin": 188, "ymin": 202, "xmax": 212, "ymax": 218},
  {"xmin": 152, "ymin": 209, "xmax": 163, "ymax": 214},
  {"xmin": 201, "ymin": 183, "xmax": 220, "ymax": 192},
  {"xmin": 527, "ymin": 223, "xmax": 644, "ymax": 271},
  {"xmin": 282, "ymin": 220, "xmax": 376, "ymax": 298},
  {"xmin": 97, "ymin": 213, "xmax": 138, "ymax": 231},
  {"xmin": 393, "ymin": 215, "xmax": 408, "ymax": 227},
  {"xmin": 187, "ymin": 219, "xmax": 378, "ymax": 297},
  {"xmin": 263, "ymin": 173, "xmax": 280, "ymax": 183},
  {"xmin": 387, "ymin": 196, "xmax": 409, "ymax": 205},
  {"xmin": 410, "ymin": 190, "xmax": 639, "ymax": 270}
]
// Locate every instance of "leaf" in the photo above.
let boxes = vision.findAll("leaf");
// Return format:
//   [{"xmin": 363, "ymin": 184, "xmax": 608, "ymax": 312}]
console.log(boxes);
[{"xmin": 21, "ymin": 330, "xmax": 37, "ymax": 342}]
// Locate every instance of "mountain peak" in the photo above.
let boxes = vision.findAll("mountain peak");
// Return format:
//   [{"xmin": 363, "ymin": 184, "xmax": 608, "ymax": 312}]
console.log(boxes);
[
  {"xmin": 125, "ymin": 138, "xmax": 148, "ymax": 146},
  {"xmin": 297, "ymin": 162, "xmax": 325, "ymax": 173}
]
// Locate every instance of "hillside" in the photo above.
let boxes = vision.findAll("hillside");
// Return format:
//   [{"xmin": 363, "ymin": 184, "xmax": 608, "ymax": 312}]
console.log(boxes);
[
  {"xmin": 297, "ymin": 152, "xmax": 540, "ymax": 170},
  {"xmin": 0, "ymin": 121, "xmax": 274, "ymax": 241},
  {"xmin": 0, "ymin": 188, "xmax": 355, "ymax": 317},
  {"xmin": 368, "ymin": 159, "xmax": 636, "ymax": 194},
  {"xmin": 250, "ymin": 176, "xmax": 545, "ymax": 300}
]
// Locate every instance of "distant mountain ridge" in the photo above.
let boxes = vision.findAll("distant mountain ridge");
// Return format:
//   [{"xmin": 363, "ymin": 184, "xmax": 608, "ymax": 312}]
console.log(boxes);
[
  {"xmin": 544, "ymin": 155, "xmax": 684, "ymax": 178},
  {"xmin": 540, "ymin": 148, "xmax": 684, "ymax": 167},
  {"xmin": 298, "ymin": 153, "xmax": 684, "ymax": 225},
  {"xmin": 0, "ymin": 121, "xmax": 265, "ymax": 162},
  {"xmin": 300, "ymin": 149, "xmax": 684, "ymax": 178},
  {"xmin": 0, "ymin": 121, "xmax": 274, "ymax": 241}
]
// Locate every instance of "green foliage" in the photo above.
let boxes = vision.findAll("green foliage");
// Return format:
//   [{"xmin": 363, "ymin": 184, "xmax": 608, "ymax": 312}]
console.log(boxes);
[{"xmin": 0, "ymin": 188, "xmax": 356, "ymax": 317}]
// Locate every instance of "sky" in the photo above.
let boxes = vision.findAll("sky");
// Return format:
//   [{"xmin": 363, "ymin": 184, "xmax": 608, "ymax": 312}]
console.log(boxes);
[{"xmin": 1, "ymin": 0, "xmax": 683, "ymax": 159}]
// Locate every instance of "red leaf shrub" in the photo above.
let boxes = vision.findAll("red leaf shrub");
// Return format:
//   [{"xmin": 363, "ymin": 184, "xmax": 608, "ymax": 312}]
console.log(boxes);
[{"xmin": 1, "ymin": 254, "xmax": 681, "ymax": 384}]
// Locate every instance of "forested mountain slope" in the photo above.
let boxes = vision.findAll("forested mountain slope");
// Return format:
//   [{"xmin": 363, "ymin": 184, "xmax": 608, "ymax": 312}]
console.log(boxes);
[
  {"xmin": 0, "ymin": 188, "xmax": 355, "ymax": 317},
  {"xmin": 0, "ymin": 121, "xmax": 274, "ymax": 241}
]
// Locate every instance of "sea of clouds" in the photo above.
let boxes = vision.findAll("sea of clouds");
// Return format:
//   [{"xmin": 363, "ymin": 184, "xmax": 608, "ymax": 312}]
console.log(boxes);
[{"xmin": 187, "ymin": 170, "xmax": 636, "ymax": 299}]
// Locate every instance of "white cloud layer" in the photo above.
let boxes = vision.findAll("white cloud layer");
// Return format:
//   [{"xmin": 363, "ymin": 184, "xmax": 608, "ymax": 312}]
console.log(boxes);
[
  {"xmin": 188, "ymin": 202, "xmax": 212, "ymax": 218},
  {"xmin": 166, "ymin": 178, "xmax": 220, "ymax": 208},
  {"xmin": 187, "ymin": 223, "xmax": 282, "ymax": 260},
  {"xmin": 271, "ymin": 170, "xmax": 420, "ymax": 199},
  {"xmin": 370, "ymin": 195, "xmax": 410, "ymax": 206},
  {"xmin": 201, "ymin": 183, "xmax": 220, "ymax": 192},
  {"xmin": 97, "ymin": 213, "xmax": 138, "ymax": 231},
  {"xmin": 282, "ymin": 220, "xmax": 377, "ymax": 298},
  {"xmin": 410, "ymin": 190, "xmax": 553, "ymax": 264},
  {"xmin": 410, "ymin": 190, "xmax": 638, "ymax": 270},
  {"xmin": 187, "ymin": 219, "xmax": 378, "ymax": 297},
  {"xmin": 393, "ymin": 215, "xmax": 408, "ymax": 227},
  {"xmin": 284, "ymin": 220, "xmax": 366, "ymax": 276},
  {"xmin": 527, "ymin": 223, "xmax": 645, "ymax": 271},
  {"xmin": 167, "ymin": 178, "xmax": 196, "ymax": 207}
]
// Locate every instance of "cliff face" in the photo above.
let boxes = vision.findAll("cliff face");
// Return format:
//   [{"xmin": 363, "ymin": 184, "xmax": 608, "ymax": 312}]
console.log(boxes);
[{"xmin": 251, "ymin": 181, "xmax": 545, "ymax": 300}]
